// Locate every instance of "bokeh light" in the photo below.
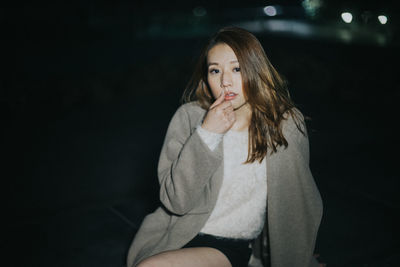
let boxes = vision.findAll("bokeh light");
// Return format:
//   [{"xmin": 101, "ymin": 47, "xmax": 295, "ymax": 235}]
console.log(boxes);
[
  {"xmin": 378, "ymin": 15, "xmax": 388, "ymax": 25},
  {"xmin": 264, "ymin": 6, "xmax": 277, "ymax": 17},
  {"xmin": 341, "ymin": 12, "xmax": 353, "ymax": 23}
]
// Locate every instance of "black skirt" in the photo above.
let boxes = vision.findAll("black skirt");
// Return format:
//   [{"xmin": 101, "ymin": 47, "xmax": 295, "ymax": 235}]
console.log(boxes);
[{"xmin": 182, "ymin": 233, "xmax": 253, "ymax": 267}]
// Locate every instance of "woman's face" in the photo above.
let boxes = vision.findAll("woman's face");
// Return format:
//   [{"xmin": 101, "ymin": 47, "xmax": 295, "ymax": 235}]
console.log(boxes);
[{"xmin": 207, "ymin": 43, "xmax": 246, "ymax": 110}]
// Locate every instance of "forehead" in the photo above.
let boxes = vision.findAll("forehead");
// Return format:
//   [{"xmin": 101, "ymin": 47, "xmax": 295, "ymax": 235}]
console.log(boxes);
[{"xmin": 207, "ymin": 43, "xmax": 238, "ymax": 63}]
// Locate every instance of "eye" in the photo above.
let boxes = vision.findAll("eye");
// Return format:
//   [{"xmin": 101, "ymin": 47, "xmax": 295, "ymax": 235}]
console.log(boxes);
[
  {"xmin": 209, "ymin": 68, "xmax": 220, "ymax": 74},
  {"xmin": 233, "ymin": 67, "xmax": 241, "ymax": 72}
]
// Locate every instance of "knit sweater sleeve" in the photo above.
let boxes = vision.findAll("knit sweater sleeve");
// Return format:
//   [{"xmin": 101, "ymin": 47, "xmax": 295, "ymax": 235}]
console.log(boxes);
[
  {"xmin": 157, "ymin": 104, "xmax": 223, "ymax": 216},
  {"xmin": 196, "ymin": 126, "xmax": 224, "ymax": 151}
]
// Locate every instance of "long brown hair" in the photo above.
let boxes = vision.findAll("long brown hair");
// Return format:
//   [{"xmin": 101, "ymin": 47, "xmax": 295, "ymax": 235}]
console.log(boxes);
[{"xmin": 182, "ymin": 26, "xmax": 303, "ymax": 163}]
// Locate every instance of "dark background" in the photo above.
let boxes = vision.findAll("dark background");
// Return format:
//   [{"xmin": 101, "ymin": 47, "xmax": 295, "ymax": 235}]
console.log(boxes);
[{"xmin": 2, "ymin": 1, "xmax": 399, "ymax": 266}]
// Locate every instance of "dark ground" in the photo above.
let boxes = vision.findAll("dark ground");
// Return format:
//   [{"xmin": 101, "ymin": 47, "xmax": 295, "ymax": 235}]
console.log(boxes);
[{"xmin": 2, "ymin": 3, "xmax": 400, "ymax": 267}]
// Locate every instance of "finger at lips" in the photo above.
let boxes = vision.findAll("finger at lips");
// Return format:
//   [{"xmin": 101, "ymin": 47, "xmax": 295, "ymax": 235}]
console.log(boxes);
[{"xmin": 210, "ymin": 92, "xmax": 226, "ymax": 109}]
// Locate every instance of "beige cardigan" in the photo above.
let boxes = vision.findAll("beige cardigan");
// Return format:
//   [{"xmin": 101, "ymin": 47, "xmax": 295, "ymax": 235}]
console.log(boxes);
[{"xmin": 127, "ymin": 102, "xmax": 323, "ymax": 267}]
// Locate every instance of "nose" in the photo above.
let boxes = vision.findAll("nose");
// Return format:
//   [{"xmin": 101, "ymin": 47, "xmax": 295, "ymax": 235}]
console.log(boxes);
[{"xmin": 220, "ymin": 72, "xmax": 232, "ymax": 89}]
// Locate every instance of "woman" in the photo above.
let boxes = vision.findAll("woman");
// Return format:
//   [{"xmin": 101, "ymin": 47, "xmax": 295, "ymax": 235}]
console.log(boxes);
[{"xmin": 127, "ymin": 27, "xmax": 323, "ymax": 267}]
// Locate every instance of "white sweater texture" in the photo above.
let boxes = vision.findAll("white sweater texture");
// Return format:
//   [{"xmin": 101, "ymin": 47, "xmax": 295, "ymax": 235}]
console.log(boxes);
[{"xmin": 196, "ymin": 126, "xmax": 267, "ymax": 240}]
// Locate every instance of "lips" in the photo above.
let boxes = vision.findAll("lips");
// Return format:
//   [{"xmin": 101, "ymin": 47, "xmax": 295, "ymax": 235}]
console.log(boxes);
[{"xmin": 224, "ymin": 92, "xmax": 237, "ymax": 101}]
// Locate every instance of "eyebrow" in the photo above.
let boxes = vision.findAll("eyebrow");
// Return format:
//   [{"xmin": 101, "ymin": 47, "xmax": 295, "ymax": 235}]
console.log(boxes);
[{"xmin": 208, "ymin": 60, "xmax": 239, "ymax": 66}]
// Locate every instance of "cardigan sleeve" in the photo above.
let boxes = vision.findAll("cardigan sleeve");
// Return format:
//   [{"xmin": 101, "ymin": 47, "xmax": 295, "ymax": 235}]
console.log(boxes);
[
  {"xmin": 266, "ymin": 110, "xmax": 323, "ymax": 267},
  {"xmin": 157, "ymin": 104, "xmax": 223, "ymax": 216}
]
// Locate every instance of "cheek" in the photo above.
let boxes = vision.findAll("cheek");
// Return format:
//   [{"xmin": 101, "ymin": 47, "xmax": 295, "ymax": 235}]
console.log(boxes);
[
  {"xmin": 235, "ymin": 75, "xmax": 244, "ymax": 93},
  {"xmin": 207, "ymin": 76, "xmax": 220, "ymax": 99}
]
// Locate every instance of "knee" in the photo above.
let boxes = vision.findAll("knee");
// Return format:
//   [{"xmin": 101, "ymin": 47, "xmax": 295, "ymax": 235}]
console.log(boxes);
[
  {"xmin": 136, "ymin": 256, "xmax": 169, "ymax": 267},
  {"xmin": 136, "ymin": 258, "xmax": 155, "ymax": 267}
]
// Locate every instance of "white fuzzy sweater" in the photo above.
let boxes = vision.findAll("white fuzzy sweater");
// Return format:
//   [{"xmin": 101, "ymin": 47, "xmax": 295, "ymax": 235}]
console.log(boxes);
[{"xmin": 196, "ymin": 126, "xmax": 267, "ymax": 240}]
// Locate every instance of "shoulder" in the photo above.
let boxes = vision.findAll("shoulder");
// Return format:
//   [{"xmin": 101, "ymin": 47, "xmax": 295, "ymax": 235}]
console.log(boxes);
[
  {"xmin": 178, "ymin": 101, "xmax": 206, "ymax": 117},
  {"xmin": 174, "ymin": 101, "xmax": 206, "ymax": 125},
  {"xmin": 281, "ymin": 108, "xmax": 307, "ymax": 138},
  {"xmin": 168, "ymin": 101, "xmax": 207, "ymax": 133}
]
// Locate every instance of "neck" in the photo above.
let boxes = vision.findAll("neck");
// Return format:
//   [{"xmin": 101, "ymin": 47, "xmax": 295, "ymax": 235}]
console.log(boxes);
[
  {"xmin": 231, "ymin": 103, "xmax": 251, "ymax": 132},
  {"xmin": 233, "ymin": 101, "xmax": 248, "ymax": 111}
]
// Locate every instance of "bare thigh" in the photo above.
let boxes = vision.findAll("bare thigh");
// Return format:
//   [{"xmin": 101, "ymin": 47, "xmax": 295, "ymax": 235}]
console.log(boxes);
[{"xmin": 136, "ymin": 247, "xmax": 232, "ymax": 267}]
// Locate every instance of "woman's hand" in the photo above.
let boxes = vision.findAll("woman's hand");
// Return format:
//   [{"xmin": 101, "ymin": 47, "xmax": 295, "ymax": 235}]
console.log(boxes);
[{"xmin": 202, "ymin": 92, "xmax": 236, "ymax": 134}]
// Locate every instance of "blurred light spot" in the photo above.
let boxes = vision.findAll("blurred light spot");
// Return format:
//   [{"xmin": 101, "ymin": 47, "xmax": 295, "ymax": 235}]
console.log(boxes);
[
  {"xmin": 338, "ymin": 29, "xmax": 352, "ymax": 42},
  {"xmin": 264, "ymin": 6, "xmax": 277, "ymax": 16},
  {"xmin": 193, "ymin": 6, "xmax": 207, "ymax": 17},
  {"xmin": 262, "ymin": 19, "xmax": 312, "ymax": 37},
  {"xmin": 378, "ymin": 15, "xmax": 388, "ymax": 24},
  {"xmin": 302, "ymin": 0, "xmax": 323, "ymax": 18},
  {"xmin": 341, "ymin": 12, "xmax": 353, "ymax": 23}
]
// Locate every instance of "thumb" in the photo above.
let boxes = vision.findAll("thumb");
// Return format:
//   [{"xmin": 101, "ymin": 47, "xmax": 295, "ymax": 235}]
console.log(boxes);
[{"xmin": 209, "ymin": 91, "xmax": 225, "ymax": 109}]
